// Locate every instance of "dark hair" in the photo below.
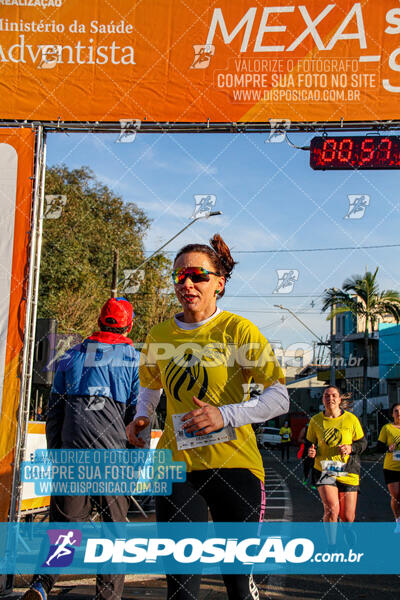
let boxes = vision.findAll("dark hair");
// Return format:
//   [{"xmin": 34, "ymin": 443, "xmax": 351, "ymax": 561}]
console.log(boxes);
[
  {"xmin": 323, "ymin": 385, "xmax": 353, "ymax": 411},
  {"xmin": 391, "ymin": 403, "xmax": 400, "ymax": 412},
  {"xmin": 99, "ymin": 323, "xmax": 130, "ymax": 335},
  {"xmin": 174, "ymin": 234, "xmax": 237, "ymax": 298}
]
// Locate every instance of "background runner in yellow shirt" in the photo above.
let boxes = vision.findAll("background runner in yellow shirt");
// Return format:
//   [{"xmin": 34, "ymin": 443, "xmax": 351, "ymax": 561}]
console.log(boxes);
[
  {"xmin": 377, "ymin": 403, "xmax": 400, "ymax": 531},
  {"xmin": 127, "ymin": 234, "xmax": 289, "ymax": 600},
  {"xmin": 307, "ymin": 386, "xmax": 367, "ymax": 522},
  {"xmin": 279, "ymin": 420, "xmax": 291, "ymax": 462}
]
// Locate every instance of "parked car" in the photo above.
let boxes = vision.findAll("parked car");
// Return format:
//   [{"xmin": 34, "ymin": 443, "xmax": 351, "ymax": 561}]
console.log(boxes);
[{"xmin": 256, "ymin": 426, "xmax": 281, "ymax": 448}]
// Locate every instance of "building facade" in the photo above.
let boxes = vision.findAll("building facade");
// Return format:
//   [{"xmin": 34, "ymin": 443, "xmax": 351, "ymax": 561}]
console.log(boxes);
[{"xmin": 317, "ymin": 304, "xmax": 396, "ymax": 440}]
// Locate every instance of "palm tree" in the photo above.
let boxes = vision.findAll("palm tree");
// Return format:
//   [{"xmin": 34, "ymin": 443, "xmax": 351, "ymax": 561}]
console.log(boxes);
[{"xmin": 322, "ymin": 267, "xmax": 400, "ymax": 427}]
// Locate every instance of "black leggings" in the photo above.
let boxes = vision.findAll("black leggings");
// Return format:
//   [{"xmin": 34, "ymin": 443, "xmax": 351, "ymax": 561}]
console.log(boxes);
[
  {"xmin": 303, "ymin": 456, "xmax": 313, "ymax": 480},
  {"xmin": 156, "ymin": 468, "xmax": 265, "ymax": 600},
  {"xmin": 281, "ymin": 442, "xmax": 290, "ymax": 461}
]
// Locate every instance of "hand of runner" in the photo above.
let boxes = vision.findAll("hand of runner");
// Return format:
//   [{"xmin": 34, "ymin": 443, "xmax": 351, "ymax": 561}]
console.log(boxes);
[
  {"xmin": 126, "ymin": 417, "xmax": 150, "ymax": 447},
  {"xmin": 339, "ymin": 444, "xmax": 352, "ymax": 457},
  {"xmin": 388, "ymin": 442, "xmax": 397, "ymax": 452},
  {"xmin": 308, "ymin": 443, "xmax": 316, "ymax": 458},
  {"xmin": 181, "ymin": 396, "xmax": 224, "ymax": 435}
]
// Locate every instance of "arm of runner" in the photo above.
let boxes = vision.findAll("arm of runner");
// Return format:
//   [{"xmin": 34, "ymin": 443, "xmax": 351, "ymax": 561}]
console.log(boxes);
[
  {"xmin": 349, "ymin": 419, "xmax": 368, "ymax": 455},
  {"xmin": 224, "ymin": 319, "xmax": 288, "ymax": 429},
  {"xmin": 214, "ymin": 382, "xmax": 289, "ymax": 429},
  {"xmin": 306, "ymin": 419, "xmax": 317, "ymax": 457},
  {"xmin": 124, "ymin": 349, "xmax": 140, "ymax": 425},
  {"xmin": 376, "ymin": 440, "xmax": 388, "ymax": 453},
  {"xmin": 126, "ymin": 387, "xmax": 161, "ymax": 447},
  {"xmin": 349, "ymin": 436, "xmax": 367, "ymax": 455},
  {"xmin": 298, "ymin": 426, "xmax": 306, "ymax": 444},
  {"xmin": 129, "ymin": 332, "xmax": 164, "ymax": 446},
  {"xmin": 377, "ymin": 425, "xmax": 388, "ymax": 453},
  {"xmin": 308, "ymin": 444, "xmax": 317, "ymax": 458},
  {"xmin": 182, "ymin": 396, "xmax": 224, "ymax": 434},
  {"xmin": 339, "ymin": 444, "xmax": 353, "ymax": 457},
  {"xmin": 303, "ymin": 438, "xmax": 313, "ymax": 452},
  {"xmin": 181, "ymin": 382, "xmax": 289, "ymax": 433}
]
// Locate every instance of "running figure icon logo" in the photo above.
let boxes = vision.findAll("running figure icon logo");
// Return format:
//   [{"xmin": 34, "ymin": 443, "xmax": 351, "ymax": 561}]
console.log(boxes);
[
  {"xmin": 273, "ymin": 270, "xmax": 299, "ymax": 294},
  {"xmin": 190, "ymin": 45, "xmax": 215, "ymax": 69},
  {"xmin": 344, "ymin": 194, "xmax": 370, "ymax": 219},
  {"xmin": 265, "ymin": 119, "xmax": 291, "ymax": 144},
  {"xmin": 42, "ymin": 529, "xmax": 82, "ymax": 568},
  {"xmin": 192, "ymin": 194, "xmax": 217, "ymax": 219}
]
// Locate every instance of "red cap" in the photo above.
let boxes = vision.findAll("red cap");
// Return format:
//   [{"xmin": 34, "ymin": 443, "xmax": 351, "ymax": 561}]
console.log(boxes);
[{"xmin": 98, "ymin": 297, "xmax": 134, "ymax": 329}]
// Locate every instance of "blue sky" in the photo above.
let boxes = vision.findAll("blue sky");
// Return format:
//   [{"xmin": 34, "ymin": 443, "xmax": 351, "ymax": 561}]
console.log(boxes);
[{"xmin": 46, "ymin": 130, "xmax": 400, "ymax": 354}]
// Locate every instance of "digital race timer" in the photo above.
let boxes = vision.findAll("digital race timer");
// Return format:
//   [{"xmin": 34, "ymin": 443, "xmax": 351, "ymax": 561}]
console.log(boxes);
[{"xmin": 310, "ymin": 136, "xmax": 400, "ymax": 170}]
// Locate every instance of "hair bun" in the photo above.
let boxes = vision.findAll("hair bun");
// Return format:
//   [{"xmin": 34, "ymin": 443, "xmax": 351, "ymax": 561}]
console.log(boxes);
[{"xmin": 210, "ymin": 234, "xmax": 237, "ymax": 280}]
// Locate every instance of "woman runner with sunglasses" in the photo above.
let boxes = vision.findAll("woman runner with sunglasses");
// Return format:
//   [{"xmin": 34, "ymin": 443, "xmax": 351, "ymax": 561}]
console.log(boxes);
[{"xmin": 127, "ymin": 234, "xmax": 289, "ymax": 600}]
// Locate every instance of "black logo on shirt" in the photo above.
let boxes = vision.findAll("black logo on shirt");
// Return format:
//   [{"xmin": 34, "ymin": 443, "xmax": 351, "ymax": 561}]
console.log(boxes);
[
  {"xmin": 324, "ymin": 427, "xmax": 342, "ymax": 447},
  {"xmin": 165, "ymin": 352, "xmax": 208, "ymax": 403}
]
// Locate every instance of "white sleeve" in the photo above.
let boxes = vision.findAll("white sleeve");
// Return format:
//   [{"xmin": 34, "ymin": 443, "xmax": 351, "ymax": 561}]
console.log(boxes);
[
  {"xmin": 134, "ymin": 387, "xmax": 162, "ymax": 419},
  {"xmin": 219, "ymin": 382, "xmax": 289, "ymax": 428}
]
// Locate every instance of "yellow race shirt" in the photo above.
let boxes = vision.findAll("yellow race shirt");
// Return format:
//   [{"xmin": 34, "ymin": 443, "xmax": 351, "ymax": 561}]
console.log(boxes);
[
  {"xmin": 307, "ymin": 411, "xmax": 365, "ymax": 486},
  {"xmin": 378, "ymin": 424, "xmax": 400, "ymax": 471},
  {"xmin": 139, "ymin": 311, "xmax": 285, "ymax": 482},
  {"xmin": 279, "ymin": 427, "xmax": 291, "ymax": 443}
]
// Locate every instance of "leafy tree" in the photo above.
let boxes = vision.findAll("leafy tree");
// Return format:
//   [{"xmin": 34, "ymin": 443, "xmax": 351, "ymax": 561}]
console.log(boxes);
[
  {"xmin": 39, "ymin": 165, "xmax": 179, "ymax": 342},
  {"xmin": 322, "ymin": 267, "xmax": 400, "ymax": 425}
]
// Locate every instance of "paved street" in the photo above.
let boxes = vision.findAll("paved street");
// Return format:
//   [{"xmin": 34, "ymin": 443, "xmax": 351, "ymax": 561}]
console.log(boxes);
[
  {"xmin": 262, "ymin": 447, "xmax": 393, "ymax": 522},
  {"xmin": 259, "ymin": 450, "xmax": 398, "ymax": 599}
]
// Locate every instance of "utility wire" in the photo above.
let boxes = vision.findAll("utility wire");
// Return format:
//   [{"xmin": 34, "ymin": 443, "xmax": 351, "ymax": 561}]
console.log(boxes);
[
  {"xmin": 222, "ymin": 309, "xmax": 321, "ymax": 314},
  {"xmin": 145, "ymin": 243, "xmax": 400, "ymax": 254},
  {"xmin": 224, "ymin": 295, "xmax": 323, "ymax": 298}
]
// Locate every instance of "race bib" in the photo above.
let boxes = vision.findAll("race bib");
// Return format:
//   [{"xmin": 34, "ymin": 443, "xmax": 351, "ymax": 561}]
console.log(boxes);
[
  {"xmin": 282, "ymin": 434, "xmax": 289, "ymax": 440},
  {"xmin": 393, "ymin": 450, "xmax": 400, "ymax": 461},
  {"xmin": 172, "ymin": 413, "xmax": 237, "ymax": 450},
  {"xmin": 321, "ymin": 459, "xmax": 346, "ymax": 476}
]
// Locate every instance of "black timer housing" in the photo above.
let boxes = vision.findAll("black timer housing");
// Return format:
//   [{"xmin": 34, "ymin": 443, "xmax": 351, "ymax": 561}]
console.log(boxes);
[{"xmin": 310, "ymin": 135, "xmax": 400, "ymax": 170}]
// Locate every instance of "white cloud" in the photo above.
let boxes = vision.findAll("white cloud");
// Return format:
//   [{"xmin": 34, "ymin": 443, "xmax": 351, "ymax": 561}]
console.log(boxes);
[
  {"xmin": 136, "ymin": 145, "xmax": 218, "ymax": 176},
  {"xmin": 192, "ymin": 162, "xmax": 218, "ymax": 176},
  {"xmin": 137, "ymin": 198, "xmax": 192, "ymax": 218}
]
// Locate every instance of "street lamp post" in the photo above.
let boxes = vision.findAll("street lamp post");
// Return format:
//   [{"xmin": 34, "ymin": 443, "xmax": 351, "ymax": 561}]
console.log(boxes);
[
  {"xmin": 113, "ymin": 211, "xmax": 222, "ymax": 295},
  {"xmin": 131, "ymin": 211, "xmax": 222, "ymax": 276},
  {"xmin": 274, "ymin": 304, "xmax": 335, "ymax": 386}
]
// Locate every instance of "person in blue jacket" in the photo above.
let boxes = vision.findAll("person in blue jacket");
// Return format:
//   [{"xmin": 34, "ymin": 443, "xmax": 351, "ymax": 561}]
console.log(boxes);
[{"xmin": 22, "ymin": 297, "xmax": 139, "ymax": 600}]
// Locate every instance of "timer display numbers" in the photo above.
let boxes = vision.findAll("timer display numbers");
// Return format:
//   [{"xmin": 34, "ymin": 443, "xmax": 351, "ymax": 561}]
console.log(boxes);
[{"xmin": 310, "ymin": 136, "xmax": 400, "ymax": 170}]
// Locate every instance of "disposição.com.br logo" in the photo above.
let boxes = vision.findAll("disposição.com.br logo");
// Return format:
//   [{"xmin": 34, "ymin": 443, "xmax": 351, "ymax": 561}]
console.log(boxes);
[{"xmin": 42, "ymin": 529, "xmax": 82, "ymax": 568}]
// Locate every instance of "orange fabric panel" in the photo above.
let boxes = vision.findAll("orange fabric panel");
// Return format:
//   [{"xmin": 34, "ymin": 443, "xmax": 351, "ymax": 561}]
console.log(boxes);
[
  {"xmin": 0, "ymin": 1, "xmax": 398, "ymax": 123},
  {"xmin": 0, "ymin": 129, "xmax": 35, "ymax": 522}
]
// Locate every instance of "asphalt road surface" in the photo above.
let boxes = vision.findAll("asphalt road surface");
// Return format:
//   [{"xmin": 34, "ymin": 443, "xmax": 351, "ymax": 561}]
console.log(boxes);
[{"xmin": 259, "ymin": 448, "xmax": 398, "ymax": 600}]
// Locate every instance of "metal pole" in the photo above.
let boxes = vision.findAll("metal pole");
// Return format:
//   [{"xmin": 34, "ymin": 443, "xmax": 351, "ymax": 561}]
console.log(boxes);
[
  {"xmin": 273, "ymin": 305, "xmax": 325, "ymax": 344},
  {"xmin": 274, "ymin": 304, "xmax": 336, "ymax": 385},
  {"xmin": 330, "ymin": 336, "xmax": 336, "ymax": 387},
  {"xmin": 23, "ymin": 128, "xmax": 47, "ymax": 455},
  {"xmin": 9, "ymin": 126, "xmax": 46, "ymax": 524},
  {"xmin": 111, "ymin": 248, "xmax": 119, "ymax": 297}
]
